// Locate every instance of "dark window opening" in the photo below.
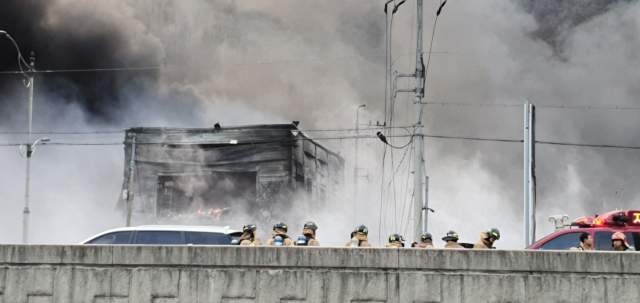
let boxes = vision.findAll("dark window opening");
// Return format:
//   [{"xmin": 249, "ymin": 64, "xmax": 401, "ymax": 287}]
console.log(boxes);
[
  {"xmin": 156, "ymin": 171, "xmax": 257, "ymax": 222},
  {"xmin": 306, "ymin": 178, "xmax": 313, "ymax": 196}
]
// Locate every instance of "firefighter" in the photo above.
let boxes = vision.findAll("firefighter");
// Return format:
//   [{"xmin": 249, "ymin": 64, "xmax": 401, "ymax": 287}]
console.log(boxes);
[
  {"xmin": 345, "ymin": 225, "xmax": 372, "ymax": 247},
  {"xmin": 386, "ymin": 234, "xmax": 405, "ymax": 247},
  {"xmin": 611, "ymin": 232, "xmax": 635, "ymax": 251},
  {"xmin": 570, "ymin": 232, "xmax": 593, "ymax": 251},
  {"xmin": 442, "ymin": 230, "xmax": 464, "ymax": 249},
  {"xmin": 239, "ymin": 223, "xmax": 262, "ymax": 245},
  {"xmin": 265, "ymin": 221, "xmax": 295, "ymax": 246},
  {"xmin": 296, "ymin": 221, "xmax": 320, "ymax": 246},
  {"xmin": 420, "ymin": 233, "xmax": 434, "ymax": 248},
  {"xmin": 474, "ymin": 228, "xmax": 500, "ymax": 249}
]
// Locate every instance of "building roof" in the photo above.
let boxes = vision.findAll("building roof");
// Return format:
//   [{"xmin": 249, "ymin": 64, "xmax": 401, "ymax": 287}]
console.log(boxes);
[{"xmin": 124, "ymin": 123, "xmax": 344, "ymax": 161}]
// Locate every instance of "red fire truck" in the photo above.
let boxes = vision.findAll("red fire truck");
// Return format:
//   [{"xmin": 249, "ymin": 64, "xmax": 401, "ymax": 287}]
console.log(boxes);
[{"xmin": 527, "ymin": 210, "xmax": 640, "ymax": 251}]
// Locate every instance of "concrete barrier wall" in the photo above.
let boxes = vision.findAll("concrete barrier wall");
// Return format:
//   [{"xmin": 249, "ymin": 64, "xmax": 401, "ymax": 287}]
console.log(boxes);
[{"xmin": 0, "ymin": 245, "xmax": 639, "ymax": 303}]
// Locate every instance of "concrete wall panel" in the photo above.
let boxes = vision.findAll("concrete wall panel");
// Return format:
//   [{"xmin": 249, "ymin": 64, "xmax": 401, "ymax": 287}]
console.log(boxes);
[
  {"xmin": 129, "ymin": 268, "xmax": 180, "ymax": 303},
  {"xmin": 605, "ymin": 277, "xmax": 640, "ymax": 301},
  {"xmin": 398, "ymin": 273, "xmax": 441, "ymax": 303},
  {"xmin": 461, "ymin": 274, "xmax": 525, "ymax": 303},
  {"xmin": 0, "ymin": 245, "xmax": 639, "ymax": 303},
  {"xmin": 212, "ymin": 269, "xmax": 257, "ymax": 303},
  {"xmin": 5, "ymin": 267, "xmax": 54, "ymax": 303}
]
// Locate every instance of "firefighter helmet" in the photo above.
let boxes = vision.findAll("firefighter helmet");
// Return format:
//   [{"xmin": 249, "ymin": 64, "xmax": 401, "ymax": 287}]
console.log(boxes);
[
  {"xmin": 273, "ymin": 221, "xmax": 288, "ymax": 232},
  {"xmin": 389, "ymin": 233, "xmax": 404, "ymax": 243},
  {"xmin": 355, "ymin": 225, "xmax": 369, "ymax": 235},
  {"xmin": 442, "ymin": 230, "xmax": 459, "ymax": 242},
  {"xmin": 487, "ymin": 228, "xmax": 501, "ymax": 240},
  {"xmin": 612, "ymin": 232, "xmax": 630, "ymax": 248},
  {"xmin": 243, "ymin": 224, "xmax": 257, "ymax": 234},
  {"xmin": 304, "ymin": 221, "xmax": 318, "ymax": 230},
  {"xmin": 421, "ymin": 233, "xmax": 433, "ymax": 242}
]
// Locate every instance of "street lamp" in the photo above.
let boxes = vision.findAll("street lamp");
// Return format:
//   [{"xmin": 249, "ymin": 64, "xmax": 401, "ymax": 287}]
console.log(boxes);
[
  {"xmin": 20, "ymin": 138, "xmax": 50, "ymax": 244},
  {"xmin": 0, "ymin": 30, "xmax": 33, "ymax": 87},
  {"xmin": 2, "ymin": 30, "xmax": 40, "ymax": 244}
]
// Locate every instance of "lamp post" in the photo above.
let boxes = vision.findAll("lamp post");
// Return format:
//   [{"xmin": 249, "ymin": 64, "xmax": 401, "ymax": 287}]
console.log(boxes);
[
  {"xmin": 354, "ymin": 104, "xmax": 365, "ymax": 205},
  {"xmin": 20, "ymin": 138, "xmax": 50, "ymax": 244},
  {"xmin": 2, "ymin": 30, "xmax": 43, "ymax": 244}
]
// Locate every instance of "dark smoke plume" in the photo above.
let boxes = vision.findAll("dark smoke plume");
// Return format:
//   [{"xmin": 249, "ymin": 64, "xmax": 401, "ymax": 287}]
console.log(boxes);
[
  {"xmin": 0, "ymin": 0, "xmax": 164, "ymax": 122},
  {"xmin": 518, "ymin": 0, "xmax": 630, "ymax": 54}
]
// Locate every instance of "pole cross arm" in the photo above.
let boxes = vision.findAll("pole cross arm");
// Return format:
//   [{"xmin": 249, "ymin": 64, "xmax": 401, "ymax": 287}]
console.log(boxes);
[{"xmin": 393, "ymin": 72, "xmax": 419, "ymax": 98}]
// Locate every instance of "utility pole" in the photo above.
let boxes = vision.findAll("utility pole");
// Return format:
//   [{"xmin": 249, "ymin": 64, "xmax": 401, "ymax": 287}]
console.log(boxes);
[
  {"xmin": 126, "ymin": 134, "xmax": 137, "ymax": 227},
  {"xmin": 524, "ymin": 101, "xmax": 536, "ymax": 247},
  {"xmin": 412, "ymin": 0, "xmax": 425, "ymax": 243},
  {"xmin": 2, "ymin": 32, "xmax": 47, "ymax": 244},
  {"xmin": 22, "ymin": 52, "xmax": 35, "ymax": 244},
  {"xmin": 389, "ymin": 1, "xmax": 426, "ymax": 242},
  {"xmin": 423, "ymin": 176, "xmax": 429, "ymax": 233}
]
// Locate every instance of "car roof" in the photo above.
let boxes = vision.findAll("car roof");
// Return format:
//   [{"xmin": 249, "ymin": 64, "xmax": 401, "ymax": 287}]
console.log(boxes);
[{"xmin": 80, "ymin": 225, "xmax": 242, "ymax": 244}]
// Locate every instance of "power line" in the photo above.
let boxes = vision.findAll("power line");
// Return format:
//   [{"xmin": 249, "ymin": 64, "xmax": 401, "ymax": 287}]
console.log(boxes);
[
  {"xmin": 423, "ymin": 134, "xmax": 522, "ymax": 143},
  {"xmin": 421, "ymin": 101, "xmax": 640, "ymax": 110},
  {"xmin": 537, "ymin": 104, "xmax": 640, "ymax": 110},
  {"xmin": 0, "ymin": 53, "xmax": 390, "ymax": 75},
  {"xmin": 0, "ymin": 125, "xmax": 412, "ymax": 136},
  {"xmin": 536, "ymin": 141, "xmax": 640, "ymax": 150},
  {"xmin": 4, "ymin": 134, "xmax": 640, "ymax": 151},
  {"xmin": 0, "ymin": 130, "xmax": 124, "ymax": 135}
]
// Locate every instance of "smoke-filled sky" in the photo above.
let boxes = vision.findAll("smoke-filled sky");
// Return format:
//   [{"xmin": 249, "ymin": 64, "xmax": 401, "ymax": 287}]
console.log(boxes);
[{"xmin": 1, "ymin": 0, "xmax": 640, "ymax": 248}]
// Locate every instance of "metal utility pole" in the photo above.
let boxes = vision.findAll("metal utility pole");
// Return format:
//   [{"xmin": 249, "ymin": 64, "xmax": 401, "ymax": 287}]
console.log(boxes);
[
  {"xmin": 22, "ymin": 137, "xmax": 50, "ymax": 243},
  {"xmin": 22, "ymin": 52, "xmax": 36, "ymax": 244},
  {"xmin": 389, "ymin": 1, "xmax": 426, "ymax": 242},
  {"xmin": 412, "ymin": 0, "xmax": 425, "ymax": 243},
  {"xmin": 1, "ymin": 31, "xmax": 45, "ymax": 244},
  {"xmin": 354, "ymin": 104, "xmax": 365, "ymax": 205},
  {"xmin": 126, "ymin": 134, "xmax": 137, "ymax": 227},
  {"xmin": 524, "ymin": 101, "xmax": 536, "ymax": 247},
  {"xmin": 423, "ymin": 176, "xmax": 429, "ymax": 233}
]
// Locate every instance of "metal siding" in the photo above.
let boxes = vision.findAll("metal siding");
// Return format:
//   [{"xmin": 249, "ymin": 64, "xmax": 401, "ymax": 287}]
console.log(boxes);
[
  {"xmin": 316, "ymin": 147, "xmax": 328, "ymax": 164},
  {"xmin": 303, "ymin": 140, "xmax": 315, "ymax": 156},
  {"xmin": 120, "ymin": 125, "xmax": 344, "ymax": 224}
]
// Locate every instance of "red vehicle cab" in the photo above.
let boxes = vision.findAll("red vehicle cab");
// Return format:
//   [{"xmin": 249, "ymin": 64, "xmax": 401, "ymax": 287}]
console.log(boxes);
[{"xmin": 527, "ymin": 210, "xmax": 640, "ymax": 251}]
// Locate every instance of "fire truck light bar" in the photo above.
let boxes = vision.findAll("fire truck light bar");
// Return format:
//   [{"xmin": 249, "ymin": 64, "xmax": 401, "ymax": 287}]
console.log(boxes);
[{"xmin": 571, "ymin": 216, "xmax": 595, "ymax": 227}]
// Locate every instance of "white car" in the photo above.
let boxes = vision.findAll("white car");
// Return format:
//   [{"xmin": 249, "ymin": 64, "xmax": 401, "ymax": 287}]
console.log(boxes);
[{"xmin": 80, "ymin": 225, "xmax": 242, "ymax": 245}]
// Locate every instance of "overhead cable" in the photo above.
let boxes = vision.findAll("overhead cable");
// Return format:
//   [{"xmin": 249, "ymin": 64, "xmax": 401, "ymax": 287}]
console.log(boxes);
[
  {"xmin": 0, "ymin": 125, "xmax": 413, "ymax": 136},
  {"xmin": 4, "ymin": 135, "xmax": 640, "ymax": 151},
  {"xmin": 421, "ymin": 101, "xmax": 640, "ymax": 110}
]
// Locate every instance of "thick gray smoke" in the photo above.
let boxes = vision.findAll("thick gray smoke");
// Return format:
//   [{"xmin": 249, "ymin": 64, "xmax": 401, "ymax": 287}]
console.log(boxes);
[{"xmin": 1, "ymin": 0, "xmax": 640, "ymax": 248}]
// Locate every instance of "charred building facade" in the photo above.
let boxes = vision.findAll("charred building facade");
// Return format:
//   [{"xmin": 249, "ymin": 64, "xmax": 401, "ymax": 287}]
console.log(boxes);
[{"xmin": 116, "ymin": 124, "xmax": 345, "ymax": 226}]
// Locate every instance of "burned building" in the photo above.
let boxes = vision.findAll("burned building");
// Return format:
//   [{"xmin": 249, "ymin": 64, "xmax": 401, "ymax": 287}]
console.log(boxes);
[{"xmin": 116, "ymin": 124, "xmax": 345, "ymax": 226}]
